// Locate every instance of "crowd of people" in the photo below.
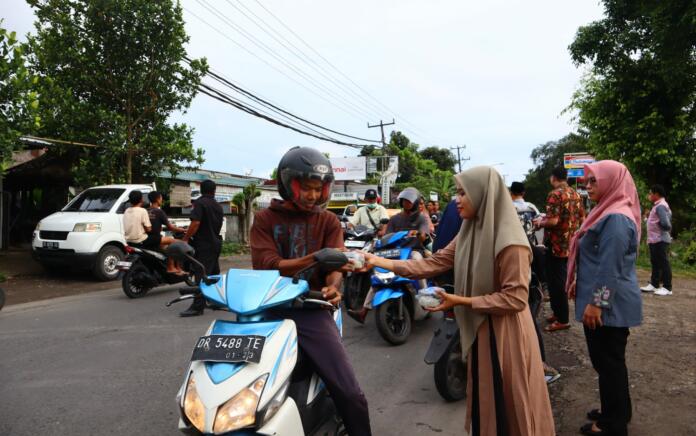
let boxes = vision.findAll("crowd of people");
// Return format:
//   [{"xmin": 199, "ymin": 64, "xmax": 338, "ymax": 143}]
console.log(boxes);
[{"xmin": 117, "ymin": 145, "xmax": 672, "ymax": 435}]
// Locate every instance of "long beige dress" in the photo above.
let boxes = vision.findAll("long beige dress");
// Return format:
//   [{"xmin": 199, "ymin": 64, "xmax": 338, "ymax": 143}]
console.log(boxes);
[{"xmin": 392, "ymin": 243, "xmax": 555, "ymax": 436}]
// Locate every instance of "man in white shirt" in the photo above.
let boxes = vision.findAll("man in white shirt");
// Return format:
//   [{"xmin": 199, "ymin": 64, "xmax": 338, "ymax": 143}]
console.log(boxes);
[
  {"xmin": 123, "ymin": 190, "xmax": 155, "ymax": 247},
  {"xmin": 510, "ymin": 181, "xmax": 540, "ymax": 217},
  {"xmin": 349, "ymin": 189, "xmax": 389, "ymax": 234}
]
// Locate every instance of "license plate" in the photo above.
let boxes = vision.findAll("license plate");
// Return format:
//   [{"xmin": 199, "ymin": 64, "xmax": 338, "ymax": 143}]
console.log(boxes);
[
  {"xmin": 116, "ymin": 261, "xmax": 132, "ymax": 270},
  {"xmin": 376, "ymin": 248, "xmax": 401, "ymax": 259},
  {"xmin": 191, "ymin": 335, "xmax": 266, "ymax": 364},
  {"xmin": 345, "ymin": 240, "xmax": 366, "ymax": 248},
  {"xmin": 42, "ymin": 241, "xmax": 59, "ymax": 249}
]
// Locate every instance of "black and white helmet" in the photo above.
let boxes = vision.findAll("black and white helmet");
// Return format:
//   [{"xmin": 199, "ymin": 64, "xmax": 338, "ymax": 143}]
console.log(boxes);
[
  {"xmin": 397, "ymin": 187, "xmax": 421, "ymax": 212},
  {"xmin": 277, "ymin": 146, "xmax": 335, "ymax": 208}
]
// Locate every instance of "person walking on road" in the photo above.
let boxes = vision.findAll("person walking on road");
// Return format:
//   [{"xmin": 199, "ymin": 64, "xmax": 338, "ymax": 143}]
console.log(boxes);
[
  {"xmin": 250, "ymin": 146, "xmax": 372, "ymax": 435},
  {"xmin": 641, "ymin": 184, "xmax": 673, "ymax": 296},
  {"xmin": 535, "ymin": 167, "xmax": 585, "ymax": 332},
  {"xmin": 179, "ymin": 180, "xmax": 224, "ymax": 317},
  {"xmin": 566, "ymin": 160, "xmax": 642, "ymax": 436},
  {"xmin": 364, "ymin": 166, "xmax": 555, "ymax": 436}
]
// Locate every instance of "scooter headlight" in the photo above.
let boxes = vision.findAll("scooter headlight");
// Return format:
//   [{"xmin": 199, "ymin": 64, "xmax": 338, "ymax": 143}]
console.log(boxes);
[
  {"xmin": 183, "ymin": 377, "xmax": 206, "ymax": 433},
  {"xmin": 375, "ymin": 271, "xmax": 395, "ymax": 284},
  {"xmin": 213, "ymin": 374, "xmax": 267, "ymax": 434}
]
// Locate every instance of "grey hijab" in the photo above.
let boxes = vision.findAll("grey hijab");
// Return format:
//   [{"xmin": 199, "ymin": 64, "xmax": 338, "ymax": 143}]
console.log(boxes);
[{"xmin": 452, "ymin": 166, "xmax": 531, "ymax": 356}]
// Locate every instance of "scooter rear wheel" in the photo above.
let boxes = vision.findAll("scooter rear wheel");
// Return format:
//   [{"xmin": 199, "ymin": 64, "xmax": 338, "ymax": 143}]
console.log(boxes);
[
  {"xmin": 376, "ymin": 298, "xmax": 411, "ymax": 345},
  {"xmin": 434, "ymin": 335, "xmax": 467, "ymax": 402},
  {"xmin": 121, "ymin": 262, "xmax": 153, "ymax": 298}
]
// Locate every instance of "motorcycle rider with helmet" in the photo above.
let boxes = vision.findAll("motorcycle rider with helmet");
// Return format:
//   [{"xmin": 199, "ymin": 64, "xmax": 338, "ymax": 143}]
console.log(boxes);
[
  {"xmin": 249, "ymin": 146, "xmax": 372, "ymax": 435},
  {"xmin": 347, "ymin": 187, "xmax": 429, "ymax": 324}
]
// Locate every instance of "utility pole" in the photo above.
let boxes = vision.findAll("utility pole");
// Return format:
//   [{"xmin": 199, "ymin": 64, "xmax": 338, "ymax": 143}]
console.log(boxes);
[
  {"xmin": 367, "ymin": 119, "xmax": 395, "ymax": 148},
  {"xmin": 450, "ymin": 145, "xmax": 470, "ymax": 173}
]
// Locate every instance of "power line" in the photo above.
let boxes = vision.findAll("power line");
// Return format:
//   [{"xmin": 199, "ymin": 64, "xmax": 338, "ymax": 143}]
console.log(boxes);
[
  {"xmin": 182, "ymin": 5, "xmax": 368, "ymax": 124},
  {"xmin": 193, "ymin": 0, "xmax": 380, "ymax": 124},
  {"xmin": 250, "ymin": 0, "xmax": 446, "ymax": 144},
  {"xmin": 197, "ymin": 82, "xmax": 367, "ymax": 149},
  {"xmin": 201, "ymin": 67, "xmax": 382, "ymax": 144},
  {"xmin": 227, "ymin": 0, "xmax": 391, "ymax": 122}
]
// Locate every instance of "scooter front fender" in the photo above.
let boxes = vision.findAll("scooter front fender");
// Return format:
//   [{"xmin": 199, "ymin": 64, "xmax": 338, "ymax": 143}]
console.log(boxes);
[
  {"xmin": 256, "ymin": 397, "xmax": 304, "ymax": 436},
  {"xmin": 372, "ymin": 288, "xmax": 404, "ymax": 307},
  {"xmin": 424, "ymin": 318, "xmax": 460, "ymax": 364}
]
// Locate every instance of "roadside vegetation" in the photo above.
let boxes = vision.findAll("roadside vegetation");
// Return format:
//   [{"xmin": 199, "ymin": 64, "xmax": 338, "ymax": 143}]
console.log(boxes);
[{"xmin": 220, "ymin": 242, "xmax": 248, "ymax": 257}]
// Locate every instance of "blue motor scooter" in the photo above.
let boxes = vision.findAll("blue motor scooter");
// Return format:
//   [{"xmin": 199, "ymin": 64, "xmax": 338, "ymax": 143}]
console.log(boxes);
[{"xmin": 370, "ymin": 231, "xmax": 430, "ymax": 345}]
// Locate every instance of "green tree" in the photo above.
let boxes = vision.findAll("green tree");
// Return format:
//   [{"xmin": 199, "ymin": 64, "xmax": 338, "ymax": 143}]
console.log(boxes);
[
  {"xmin": 523, "ymin": 133, "xmax": 588, "ymax": 208},
  {"xmin": 0, "ymin": 24, "xmax": 40, "ymax": 170},
  {"xmin": 420, "ymin": 146, "xmax": 456, "ymax": 172},
  {"xmin": 26, "ymin": 0, "xmax": 207, "ymax": 185},
  {"xmin": 569, "ymin": 0, "xmax": 696, "ymax": 228}
]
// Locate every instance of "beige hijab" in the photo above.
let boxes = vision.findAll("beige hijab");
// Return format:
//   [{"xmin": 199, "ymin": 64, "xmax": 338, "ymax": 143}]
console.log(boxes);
[{"xmin": 453, "ymin": 166, "xmax": 531, "ymax": 356}]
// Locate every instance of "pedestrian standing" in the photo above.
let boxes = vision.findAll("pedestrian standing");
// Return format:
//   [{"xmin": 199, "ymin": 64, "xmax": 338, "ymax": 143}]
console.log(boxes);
[
  {"xmin": 365, "ymin": 166, "xmax": 555, "ymax": 436},
  {"xmin": 535, "ymin": 167, "xmax": 585, "ymax": 332},
  {"xmin": 567, "ymin": 160, "xmax": 642, "ymax": 436},
  {"xmin": 640, "ymin": 184, "xmax": 673, "ymax": 296},
  {"xmin": 180, "ymin": 180, "xmax": 223, "ymax": 317}
]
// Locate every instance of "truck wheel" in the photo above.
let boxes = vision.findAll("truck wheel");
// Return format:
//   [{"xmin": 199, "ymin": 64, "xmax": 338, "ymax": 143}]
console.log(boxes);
[
  {"xmin": 93, "ymin": 245, "xmax": 123, "ymax": 281},
  {"xmin": 434, "ymin": 335, "xmax": 467, "ymax": 402},
  {"xmin": 376, "ymin": 298, "xmax": 411, "ymax": 345}
]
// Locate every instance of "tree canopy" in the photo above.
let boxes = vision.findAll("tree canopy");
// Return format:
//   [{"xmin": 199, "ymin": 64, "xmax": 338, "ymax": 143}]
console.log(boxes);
[
  {"xmin": 0, "ymin": 24, "xmax": 40, "ymax": 170},
  {"xmin": 569, "ymin": 0, "xmax": 696, "ymax": 227},
  {"xmin": 26, "ymin": 0, "xmax": 207, "ymax": 185}
]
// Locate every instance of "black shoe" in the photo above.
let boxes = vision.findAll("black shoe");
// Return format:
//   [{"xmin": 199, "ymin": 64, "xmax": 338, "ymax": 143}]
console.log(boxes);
[
  {"xmin": 587, "ymin": 409, "xmax": 602, "ymax": 421},
  {"xmin": 580, "ymin": 423, "xmax": 610, "ymax": 436},
  {"xmin": 180, "ymin": 304, "xmax": 204, "ymax": 317}
]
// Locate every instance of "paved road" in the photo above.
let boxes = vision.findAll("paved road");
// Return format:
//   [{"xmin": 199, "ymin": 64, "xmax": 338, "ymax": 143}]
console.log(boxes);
[{"xmin": 0, "ymin": 284, "xmax": 464, "ymax": 435}]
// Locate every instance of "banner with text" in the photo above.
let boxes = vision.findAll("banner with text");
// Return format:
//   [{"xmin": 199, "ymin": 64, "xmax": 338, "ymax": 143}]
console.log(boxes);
[{"xmin": 331, "ymin": 157, "xmax": 366, "ymax": 181}]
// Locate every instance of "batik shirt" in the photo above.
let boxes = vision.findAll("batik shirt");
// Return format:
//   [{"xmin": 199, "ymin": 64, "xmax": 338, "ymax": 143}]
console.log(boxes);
[{"xmin": 544, "ymin": 183, "xmax": 585, "ymax": 258}]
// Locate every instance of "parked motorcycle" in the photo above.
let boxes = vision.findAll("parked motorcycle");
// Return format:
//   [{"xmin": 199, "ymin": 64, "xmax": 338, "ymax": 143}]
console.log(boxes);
[
  {"xmin": 167, "ymin": 242, "xmax": 351, "ymax": 435},
  {"xmin": 371, "ymin": 231, "xmax": 430, "ymax": 345},
  {"xmin": 424, "ymin": 285, "xmax": 466, "ymax": 402},
  {"xmin": 118, "ymin": 239, "xmax": 197, "ymax": 298}
]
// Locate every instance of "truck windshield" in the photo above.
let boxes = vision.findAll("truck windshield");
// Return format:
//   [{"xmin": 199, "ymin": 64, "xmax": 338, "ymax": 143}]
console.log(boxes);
[{"xmin": 63, "ymin": 188, "xmax": 126, "ymax": 212}]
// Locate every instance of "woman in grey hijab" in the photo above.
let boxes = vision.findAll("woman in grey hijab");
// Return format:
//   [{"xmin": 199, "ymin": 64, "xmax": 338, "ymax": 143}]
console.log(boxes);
[{"xmin": 364, "ymin": 166, "xmax": 554, "ymax": 436}]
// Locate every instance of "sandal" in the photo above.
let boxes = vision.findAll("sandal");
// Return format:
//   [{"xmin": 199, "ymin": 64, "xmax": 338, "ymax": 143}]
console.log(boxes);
[
  {"xmin": 580, "ymin": 423, "xmax": 610, "ymax": 436},
  {"xmin": 545, "ymin": 321, "xmax": 570, "ymax": 332}
]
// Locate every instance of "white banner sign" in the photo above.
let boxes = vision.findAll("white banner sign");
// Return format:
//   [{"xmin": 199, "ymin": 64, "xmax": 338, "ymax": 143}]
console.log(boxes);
[{"xmin": 330, "ymin": 157, "xmax": 366, "ymax": 181}]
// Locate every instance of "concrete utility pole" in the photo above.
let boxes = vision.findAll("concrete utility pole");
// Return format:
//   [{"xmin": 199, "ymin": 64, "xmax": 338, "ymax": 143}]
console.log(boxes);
[
  {"xmin": 449, "ymin": 145, "xmax": 470, "ymax": 173},
  {"xmin": 367, "ymin": 119, "xmax": 395, "ymax": 148}
]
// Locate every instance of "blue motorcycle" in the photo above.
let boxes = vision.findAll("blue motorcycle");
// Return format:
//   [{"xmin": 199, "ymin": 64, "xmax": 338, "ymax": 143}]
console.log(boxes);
[
  {"xmin": 371, "ymin": 231, "xmax": 430, "ymax": 345},
  {"xmin": 166, "ymin": 243, "xmax": 350, "ymax": 435}
]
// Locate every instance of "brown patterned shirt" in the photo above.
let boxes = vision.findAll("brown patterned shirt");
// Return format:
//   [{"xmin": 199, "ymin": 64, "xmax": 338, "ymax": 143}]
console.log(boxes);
[{"xmin": 544, "ymin": 183, "xmax": 585, "ymax": 258}]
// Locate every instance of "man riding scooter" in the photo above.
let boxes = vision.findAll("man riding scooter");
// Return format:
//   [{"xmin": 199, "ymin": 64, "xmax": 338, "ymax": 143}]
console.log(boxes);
[
  {"xmin": 249, "ymin": 146, "xmax": 372, "ymax": 435},
  {"xmin": 347, "ymin": 187, "xmax": 429, "ymax": 324}
]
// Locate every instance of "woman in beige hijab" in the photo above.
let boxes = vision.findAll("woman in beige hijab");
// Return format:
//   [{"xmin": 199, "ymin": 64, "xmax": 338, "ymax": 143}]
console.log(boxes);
[{"xmin": 364, "ymin": 166, "xmax": 554, "ymax": 436}]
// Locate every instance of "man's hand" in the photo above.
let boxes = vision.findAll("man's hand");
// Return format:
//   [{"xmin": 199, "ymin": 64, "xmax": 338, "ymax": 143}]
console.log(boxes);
[
  {"xmin": 321, "ymin": 285, "xmax": 342, "ymax": 307},
  {"xmin": 582, "ymin": 304, "xmax": 602, "ymax": 329}
]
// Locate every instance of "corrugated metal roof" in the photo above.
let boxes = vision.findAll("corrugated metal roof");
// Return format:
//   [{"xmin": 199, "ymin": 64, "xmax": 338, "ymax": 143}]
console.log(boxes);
[{"xmin": 159, "ymin": 170, "xmax": 264, "ymax": 187}]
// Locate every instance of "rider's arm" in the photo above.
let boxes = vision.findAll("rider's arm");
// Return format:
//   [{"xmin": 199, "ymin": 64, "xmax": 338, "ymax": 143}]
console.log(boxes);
[{"xmin": 141, "ymin": 208, "xmax": 152, "ymax": 233}]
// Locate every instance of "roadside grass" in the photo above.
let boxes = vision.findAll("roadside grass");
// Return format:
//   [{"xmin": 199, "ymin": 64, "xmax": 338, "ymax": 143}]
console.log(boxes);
[
  {"xmin": 220, "ymin": 241, "xmax": 248, "ymax": 257},
  {"xmin": 636, "ymin": 230, "xmax": 696, "ymax": 279}
]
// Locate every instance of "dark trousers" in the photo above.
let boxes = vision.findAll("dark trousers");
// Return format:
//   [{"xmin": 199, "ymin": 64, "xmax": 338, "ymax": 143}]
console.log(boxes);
[
  {"xmin": 649, "ymin": 242, "xmax": 672, "ymax": 290},
  {"xmin": 273, "ymin": 309, "xmax": 371, "ymax": 436},
  {"xmin": 546, "ymin": 254, "xmax": 569, "ymax": 324},
  {"xmin": 584, "ymin": 326, "xmax": 632, "ymax": 436},
  {"xmin": 190, "ymin": 239, "xmax": 222, "ymax": 310},
  {"xmin": 528, "ymin": 282, "xmax": 546, "ymax": 362}
]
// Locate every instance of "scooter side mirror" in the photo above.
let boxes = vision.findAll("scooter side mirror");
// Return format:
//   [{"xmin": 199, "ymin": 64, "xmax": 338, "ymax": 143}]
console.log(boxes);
[
  {"xmin": 314, "ymin": 248, "xmax": 349, "ymax": 272},
  {"xmin": 166, "ymin": 241, "xmax": 195, "ymax": 261}
]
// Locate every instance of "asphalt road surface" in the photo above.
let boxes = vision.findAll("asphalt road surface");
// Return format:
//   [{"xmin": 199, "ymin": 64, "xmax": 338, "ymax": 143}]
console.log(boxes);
[{"xmin": 0, "ymin": 284, "xmax": 464, "ymax": 435}]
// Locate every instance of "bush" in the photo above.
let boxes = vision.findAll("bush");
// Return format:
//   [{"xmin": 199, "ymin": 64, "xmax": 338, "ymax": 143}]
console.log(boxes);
[{"xmin": 220, "ymin": 242, "xmax": 247, "ymax": 257}]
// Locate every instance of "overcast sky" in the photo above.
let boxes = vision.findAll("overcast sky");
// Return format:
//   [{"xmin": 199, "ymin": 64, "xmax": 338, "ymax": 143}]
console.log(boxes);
[{"xmin": 2, "ymin": 0, "xmax": 603, "ymax": 182}]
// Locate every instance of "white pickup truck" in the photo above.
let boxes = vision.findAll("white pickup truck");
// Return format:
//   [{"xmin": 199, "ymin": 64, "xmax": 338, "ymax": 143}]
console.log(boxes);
[{"xmin": 32, "ymin": 184, "xmax": 155, "ymax": 280}]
